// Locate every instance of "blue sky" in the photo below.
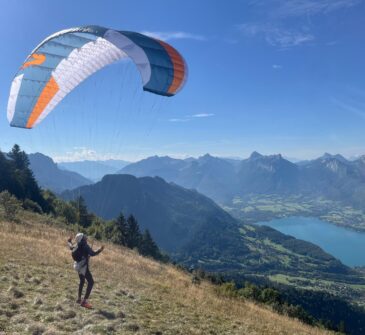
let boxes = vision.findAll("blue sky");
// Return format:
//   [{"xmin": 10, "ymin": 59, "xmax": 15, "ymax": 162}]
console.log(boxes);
[{"xmin": 1, "ymin": 0, "xmax": 365, "ymax": 161}]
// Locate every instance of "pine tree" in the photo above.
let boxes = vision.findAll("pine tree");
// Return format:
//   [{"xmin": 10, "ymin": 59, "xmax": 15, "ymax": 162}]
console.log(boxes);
[
  {"xmin": 8, "ymin": 144, "xmax": 29, "ymax": 170},
  {"xmin": 125, "ymin": 215, "xmax": 142, "ymax": 249},
  {"xmin": 139, "ymin": 229, "xmax": 162, "ymax": 260},
  {"xmin": 75, "ymin": 196, "xmax": 92, "ymax": 227},
  {"xmin": 0, "ymin": 151, "xmax": 12, "ymax": 192},
  {"xmin": 112, "ymin": 213, "xmax": 127, "ymax": 246}
]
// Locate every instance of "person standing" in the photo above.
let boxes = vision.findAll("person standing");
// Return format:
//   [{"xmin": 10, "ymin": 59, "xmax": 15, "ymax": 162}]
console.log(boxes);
[{"xmin": 67, "ymin": 233, "xmax": 104, "ymax": 309}]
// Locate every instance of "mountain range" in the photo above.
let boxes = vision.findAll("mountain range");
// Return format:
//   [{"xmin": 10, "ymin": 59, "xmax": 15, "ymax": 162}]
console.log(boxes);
[
  {"xmin": 28, "ymin": 150, "xmax": 365, "ymax": 217},
  {"xmin": 119, "ymin": 152, "xmax": 365, "ymax": 209}
]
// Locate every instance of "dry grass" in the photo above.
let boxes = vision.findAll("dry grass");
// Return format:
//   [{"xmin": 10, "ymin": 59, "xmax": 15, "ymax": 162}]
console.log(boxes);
[{"xmin": 0, "ymin": 215, "xmax": 335, "ymax": 335}]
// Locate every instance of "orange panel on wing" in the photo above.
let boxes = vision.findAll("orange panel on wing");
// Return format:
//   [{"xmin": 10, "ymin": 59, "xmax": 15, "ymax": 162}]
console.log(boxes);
[
  {"xmin": 157, "ymin": 40, "xmax": 186, "ymax": 95},
  {"xmin": 26, "ymin": 76, "xmax": 59, "ymax": 128}
]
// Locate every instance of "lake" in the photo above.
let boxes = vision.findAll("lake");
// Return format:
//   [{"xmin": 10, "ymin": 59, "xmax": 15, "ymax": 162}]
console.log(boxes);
[{"xmin": 255, "ymin": 216, "xmax": 365, "ymax": 267}]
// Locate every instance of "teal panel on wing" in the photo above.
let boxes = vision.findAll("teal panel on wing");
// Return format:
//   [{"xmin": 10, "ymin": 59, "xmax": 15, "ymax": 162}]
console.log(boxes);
[{"xmin": 119, "ymin": 31, "xmax": 174, "ymax": 96}]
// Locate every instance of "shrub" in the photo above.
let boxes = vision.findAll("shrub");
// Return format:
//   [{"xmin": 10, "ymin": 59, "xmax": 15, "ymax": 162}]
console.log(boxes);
[
  {"xmin": 0, "ymin": 191, "xmax": 22, "ymax": 221},
  {"xmin": 23, "ymin": 199, "xmax": 43, "ymax": 214},
  {"xmin": 237, "ymin": 282, "xmax": 261, "ymax": 300},
  {"xmin": 260, "ymin": 287, "xmax": 280, "ymax": 304},
  {"xmin": 60, "ymin": 203, "xmax": 78, "ymax": 224},
  {"xmin": 217, "ymin": 282, "xmax": 237, "ymax": 298}
]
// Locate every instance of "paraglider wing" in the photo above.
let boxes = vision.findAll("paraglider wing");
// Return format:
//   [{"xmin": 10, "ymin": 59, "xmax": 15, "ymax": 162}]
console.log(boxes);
[{"xmin": 7, "ymin": 25, "xmax": 187, "ymax": 129}]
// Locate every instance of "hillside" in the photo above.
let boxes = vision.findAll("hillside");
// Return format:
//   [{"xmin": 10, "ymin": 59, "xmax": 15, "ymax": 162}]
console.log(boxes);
[
  {"xmin": 62, "ymin": 174, "xmax": 242, "ymax": 253},
  {"xmin": 0, "ymin": 215, "xmax": 333, "ymax": 335},
  {"xmin": 61, "ymin": 174, "xmax": 365, "ymax": 302},
  {"xmin": 29, "ymin": 153, "xmax": 92, "ymax": 193}
]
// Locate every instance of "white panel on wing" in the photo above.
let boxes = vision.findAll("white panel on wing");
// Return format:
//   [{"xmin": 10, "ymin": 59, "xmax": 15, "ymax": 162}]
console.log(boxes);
[
  {"xmin": 7, "ymin": 74, "xmax": 24, "ymax": 123},
  {"xmin": 104, "ymin": 30, "xmax": 151, "ymax": 85},
  {"xmin": 33, "ymin": 37, "xmax": 127, "ymax": 126}
]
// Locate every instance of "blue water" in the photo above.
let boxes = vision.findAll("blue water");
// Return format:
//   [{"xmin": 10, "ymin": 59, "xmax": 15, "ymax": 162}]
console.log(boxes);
[{"xmin": 255, "ymin": 217, "xmax": 365, "ymax": 267}]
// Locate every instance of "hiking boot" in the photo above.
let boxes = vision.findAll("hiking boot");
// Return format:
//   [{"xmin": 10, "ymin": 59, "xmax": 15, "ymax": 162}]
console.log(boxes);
[
  {"xmin": 76, "ymin": 298, "xmax": 81, "ymax": 304},
  {"xmin": 81, "ymin": 300, "xmax": 93, "ymax": 309}
]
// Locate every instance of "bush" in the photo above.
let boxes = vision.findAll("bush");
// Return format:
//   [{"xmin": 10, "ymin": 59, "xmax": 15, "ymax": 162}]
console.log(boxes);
[
  {"xmin": 237, "ymin": 282, "xmax": 261, "ymax": 300},
  {"xmin": 87, "ymin": 218, "xmax": 104, "ymax": 240},
  {"xmin": 23, "ymin": 199, "xmax": 43, "ymax": 214},
  {"xmin": 260, "ymin": 287, "xmax": 280, "ymax": 304},
  {"xmin": 217, "ymin": 282, "xmax": 237, "ymax": 298},
  {"xmin": 55, "ymin": 201, "xmax": 78, "ymax": 224},
  {"xmin": 0, "ymin": 191, "xmax": 22, "ymax": 221}
]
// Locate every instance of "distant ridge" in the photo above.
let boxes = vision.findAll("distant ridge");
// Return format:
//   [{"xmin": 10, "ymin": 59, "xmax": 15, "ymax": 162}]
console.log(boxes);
[
  {"xmin": 59, "ymin": 159, "xmax": 130, "ymax": 181},
  {"xmin": 119, "ymin": 152, "xmax": 365, "ymax": 209},
  {"xmin": 120, "ymin": 154, "xmax": 240, "ymax": 202},
  {"xmin": 28, "ymin": 153, "xmax": 92, "ymax": 193}
]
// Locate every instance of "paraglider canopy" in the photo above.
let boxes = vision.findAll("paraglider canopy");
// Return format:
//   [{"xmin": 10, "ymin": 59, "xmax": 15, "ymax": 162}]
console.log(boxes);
[{"xmin": 7, "ymin": 25, "xmax": 187, "ymax": 129}]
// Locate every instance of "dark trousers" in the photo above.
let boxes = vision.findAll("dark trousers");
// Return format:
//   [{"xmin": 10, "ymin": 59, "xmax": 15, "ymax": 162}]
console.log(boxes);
[{"xmin": 78, "ymin": 267, "xmax": 94, "ymax": 300}]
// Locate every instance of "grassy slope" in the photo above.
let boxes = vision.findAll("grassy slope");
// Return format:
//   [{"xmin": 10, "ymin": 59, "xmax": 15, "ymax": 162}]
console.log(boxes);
[{"xmin": 0, "ymin": 214, "xmax": 334, "ymax": 335}]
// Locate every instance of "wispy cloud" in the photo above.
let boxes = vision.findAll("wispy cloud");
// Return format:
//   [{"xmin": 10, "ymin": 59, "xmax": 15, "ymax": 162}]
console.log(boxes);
[
  {"xmin": 168, "ymin": 118, "xmax": 191, "ymax": 122},
  {"xmin": 266, "ymin": 0, "xmax": 361, "ymax": 19},
  {"xmin": 141, "ymin": 31, "xmax": 205, "ymax": 42},
  {"xmin": 326, "ymin": 40, "xmax": 339, "ymax": 46},
  {"xmin": 238, "ymin": 23, "xmax": 314, "ymax": 48},
  {"xmin": 238, "ymin": 0, "xmax": 360, "ymax": 48},
  {"xmin": 53, "ymin": 147, "xmax": 128, "ymax": 162},
  {"xmin": 331, "ymin": 98, "xmax": 365, "ymax": 120},
  {"xmin": 272, "ymin": 64, "xmax": 283, "ymax": 70},
  {"xmin": 168, "ymin": 113, "xmax": 215, "ymax": 122},
  {"xmin": 191, "ymin": 113, "xmax": 215, "ymax": 118}
]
